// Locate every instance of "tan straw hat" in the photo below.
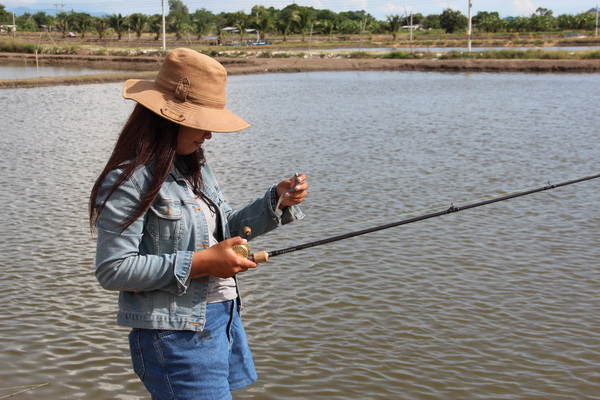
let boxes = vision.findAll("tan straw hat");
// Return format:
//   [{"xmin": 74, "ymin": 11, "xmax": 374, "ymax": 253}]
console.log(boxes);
[{"xmin": 123, "ymin": 48, "xmax": 250, "ymax": 133}]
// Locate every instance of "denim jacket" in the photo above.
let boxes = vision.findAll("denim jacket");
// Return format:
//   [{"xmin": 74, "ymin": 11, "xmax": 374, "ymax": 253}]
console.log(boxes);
[{"xmin": 95, "ymin": 163, "xmax": 304, "ymax": 331}]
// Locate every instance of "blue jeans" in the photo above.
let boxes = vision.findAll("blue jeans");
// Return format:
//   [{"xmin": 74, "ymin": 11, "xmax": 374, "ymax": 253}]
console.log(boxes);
[{"xmin": 129, "ymin": 299, "xmax": 257, "ymax": 400}]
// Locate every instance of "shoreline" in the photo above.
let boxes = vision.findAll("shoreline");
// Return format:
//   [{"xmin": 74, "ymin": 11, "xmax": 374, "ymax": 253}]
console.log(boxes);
[{"xmin": 1, "ymin": 52, "xmax": 600, "ymax": 89}]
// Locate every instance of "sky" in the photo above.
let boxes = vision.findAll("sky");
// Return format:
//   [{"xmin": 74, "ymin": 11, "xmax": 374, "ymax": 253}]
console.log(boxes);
[{"xmin": 3, "ymin": 0, "xmax": 599, "ymax": 21}]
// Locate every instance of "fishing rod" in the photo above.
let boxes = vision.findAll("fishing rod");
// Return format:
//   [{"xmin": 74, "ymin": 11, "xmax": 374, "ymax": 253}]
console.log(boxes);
[{"xmin": 237, "ymin": 173, "xmax": 600, "ymax": 263}]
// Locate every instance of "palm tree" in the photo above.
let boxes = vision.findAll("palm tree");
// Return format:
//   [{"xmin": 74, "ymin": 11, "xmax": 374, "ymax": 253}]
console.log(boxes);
[
  {"xmin": 338, "ymin": 20, "xmax": 360, "ymax": 35},
  {"xmin": 191, "ymin": 9, "xmax": 214, "ymax": 40},
  {"xmin": 293, "ymin": 8, "xmax": 314, "ymax": 41},
  {"xmin": 529, "ymin": 14, "xmax": 554, "ymax": 32},
  {"xmin": 108, "ymin": 13, "xmax": 126, "ymax": 39},
  {"xmin": 94, "ymin": 17, "xmax": 109, "ymax": 40},
  {"xmin": 129, "ymin": 13, "xmax": 148, "ymax": 39},
  {"xmin": 147, "ymin": 15, "xmax": 163, "ymax": 40},
  {"xmin": 255, "ymin": 12, "xmax": 273, "ymax": 40},
  {"xmin": 505, "ymin": 16, "xmax": 528, "ymax": 33},
  {"xmin": 386, "ymin": 15, "xmax": 402, "ymax": 41},
  {"xmin": 0, "ymin": 5, "xmax": 10, "ymax": 22},
  {"xmin": 574, "ymin": 12, "xmax": 596, "ymax": 29},
  {"xmin": 230, "ymin": 11, "xmax": 250, "ymax": 43},
  {"xmin": 320, "ymin": 20, "xmax": 335, "ymax": 40},
  {"xmin": 277, "ymin": 18, "xmax": 292, "ymax": 42},
  {"xmin": 69, "ymin": 12, "xmax": 92, "ymax": 38},
  {"xmin": 55, "ymin": 12, "xmax": 69, "ymax": 37},
  {"xmin": 168, "ymin": 16, "xmax": 187, "ymax": 41}
]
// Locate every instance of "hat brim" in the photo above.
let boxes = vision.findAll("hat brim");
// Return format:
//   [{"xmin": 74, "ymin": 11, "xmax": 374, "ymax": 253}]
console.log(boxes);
[{"xmin": 123, "ymin": 79, "xmax": 250, "ymax": 133}]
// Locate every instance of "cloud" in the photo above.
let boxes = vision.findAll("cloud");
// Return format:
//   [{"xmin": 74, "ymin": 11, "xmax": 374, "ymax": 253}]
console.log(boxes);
[
  {"xmin": 513, "ymin": 0, "xmax": 536, "ymax": 15},
  {"xmin": 379, "ymin": 3, "xmax": 404, "ymax": 17},
  {"xmin": 351, "ymin": 0, "xmax": 369, "ymax": 11}
]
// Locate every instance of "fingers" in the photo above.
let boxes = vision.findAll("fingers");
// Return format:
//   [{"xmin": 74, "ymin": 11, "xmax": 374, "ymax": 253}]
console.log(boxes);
[
  {"xmin": 293, "ymin": 174, "xmax": 308, "ymax": 193},
  {"xmin": 191, "ymin": 237, "xmax": 257, "ymax": 279},
  {"xmin": 223, "ymin": 237, "xmax": 257, "ymax": 268},
  {"xmin": 277, "ymin": 173, "xmax": 309, "ymax": 208}
]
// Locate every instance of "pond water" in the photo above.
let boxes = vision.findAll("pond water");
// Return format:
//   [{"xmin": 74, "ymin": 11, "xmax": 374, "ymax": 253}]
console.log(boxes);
[
  {"xmin": 0, "ymin": 64, "xmax": 139, "ymax": 79},
  {"xmin": 329, "ymin": 45, "xmax": 600, "ymax": 52},
  {"xmin": 0, "ymin": 70, "xmax": 599, "ymax": 399}
]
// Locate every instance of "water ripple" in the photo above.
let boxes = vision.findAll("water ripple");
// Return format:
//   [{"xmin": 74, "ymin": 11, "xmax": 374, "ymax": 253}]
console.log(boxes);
[{"xmin": 1, "ymin": 74, "xmax": 599, "ymax": 399}]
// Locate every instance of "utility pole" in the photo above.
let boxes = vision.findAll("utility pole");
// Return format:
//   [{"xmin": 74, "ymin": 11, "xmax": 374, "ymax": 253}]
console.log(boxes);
[
  {"xmin": 467, "ymin": 0, "xmax": 472, "ymax": 52},
  {"xmin": 54, "ymin": 3, "xmax": 64, "ymax": 16},
  {"xmin": 595, "ymin": 5, "xmax": 599, "ymax": 37},
  {"xmin": 161, "ymin": 0, "xmax": 166, "ymax": 50},
  {"xmin": 403, "ymin": 6, "xmax": 413, "ymax": 42}
]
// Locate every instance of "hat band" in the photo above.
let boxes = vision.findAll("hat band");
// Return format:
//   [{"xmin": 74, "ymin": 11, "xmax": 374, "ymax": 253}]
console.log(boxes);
[{"xmin": 155, "ymin": 77, "xmax": 227, "ymax": 108}]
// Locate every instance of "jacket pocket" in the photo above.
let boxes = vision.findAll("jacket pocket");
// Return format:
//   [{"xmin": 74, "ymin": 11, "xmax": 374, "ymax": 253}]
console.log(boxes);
[{"xmin": 147, "ymin": 201, "xmax": 184, "ymax": 241}]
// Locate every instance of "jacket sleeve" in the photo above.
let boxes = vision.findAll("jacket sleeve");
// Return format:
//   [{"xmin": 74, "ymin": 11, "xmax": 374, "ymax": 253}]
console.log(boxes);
[
  {"xmin": 202, "ymin": 163, "xmax": 304, "ymax": 240},
  {"xmin": 225, "ymin": 185, "xmax": 305, "ymax": 240},
  {"xmin": 94, "ymin": 169, "xmax": 192, "ymax": 294}
]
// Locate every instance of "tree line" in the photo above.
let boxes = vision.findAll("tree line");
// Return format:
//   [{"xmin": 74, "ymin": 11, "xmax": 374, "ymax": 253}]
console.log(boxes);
[{"xmin": 1, "ymin": 1, "xmax": 598, "ymax": 40}]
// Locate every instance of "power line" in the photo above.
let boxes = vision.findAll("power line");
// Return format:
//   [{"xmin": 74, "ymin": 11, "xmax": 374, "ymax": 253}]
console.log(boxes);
[{"xmin": 53, "ymin": 3, "xmax": 64, "ymax": 16}]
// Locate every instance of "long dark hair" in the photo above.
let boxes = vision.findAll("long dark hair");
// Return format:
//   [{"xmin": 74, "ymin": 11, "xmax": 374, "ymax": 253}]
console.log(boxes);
[{"xmin": 89, "ymin": 104, "xmax": 205, "ymax": 231}]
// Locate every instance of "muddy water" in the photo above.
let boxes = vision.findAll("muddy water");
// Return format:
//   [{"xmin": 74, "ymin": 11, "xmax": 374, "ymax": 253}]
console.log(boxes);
[{"xmin": 0, "ymin": 71, "xmax": 598, "ymax": 399}]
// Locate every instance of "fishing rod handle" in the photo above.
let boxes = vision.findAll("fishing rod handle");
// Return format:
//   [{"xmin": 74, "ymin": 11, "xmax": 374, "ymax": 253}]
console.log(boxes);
[
  {"xmin": 232, "ymin": 226, "xmax": 269, "ymax": 263},
  {"xmin": 250, "ymin": 251, "xmax": 269, "ymax": 263},
  {"xmin": 232, "ymin": 242, "xmax": 269, "ymax": 263}
]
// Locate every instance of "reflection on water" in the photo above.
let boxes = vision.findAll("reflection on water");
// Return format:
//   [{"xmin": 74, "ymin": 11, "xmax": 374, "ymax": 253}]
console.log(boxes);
[{"xmin": 0, "ymin": 72, "xmax": 599, "ymax": 399}]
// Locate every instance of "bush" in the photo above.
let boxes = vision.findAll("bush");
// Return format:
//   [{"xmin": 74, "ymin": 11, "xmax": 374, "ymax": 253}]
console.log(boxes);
[
  {"xmin": 581, "ymin": 50, "xmax": 600, "ymax": 59},
  {"xmin": 382, "ymin": 51, "xmax": 411, "ymax": 59},
  {"xmin": 0, "ymin": 38, "xmax": 37, "ymax": 53},
  {"xmin": 347, "ymin": 51, "xmax": 374, "ymax": 59}
]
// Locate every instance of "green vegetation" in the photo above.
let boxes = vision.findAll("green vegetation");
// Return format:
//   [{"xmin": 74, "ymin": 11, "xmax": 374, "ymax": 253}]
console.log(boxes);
[
  {"xmin": 1, "ymin": 1, "xmax": 599, "ymax": 43},
  {"xmin": 382, "ymin": 51, "xmax": 413, "ymax": 59},
  {"xmin": 0, "ymin": 37, "xmax": 37, "ymax": 52},
  {"xmin": 439, "ymin": 48, "xmax": 600, "ymax": 60},
  {"xmin": 582, "ymin": 50, "xmax": 600, "ymax": 59},
  {"xmin": 0, "ymin": 71, "xmax": 157, "ymax": 89},
  {"xmin": 4, "ymin": 34, "xmax": 598, "ymax": 62},
  {"xmin": 1, "ymin": 1, "xmax": 599, "ymax": 64}
]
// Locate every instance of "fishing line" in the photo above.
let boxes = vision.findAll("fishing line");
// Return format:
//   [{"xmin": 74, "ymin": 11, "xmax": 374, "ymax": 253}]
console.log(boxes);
[
  {"xmin": 0, "ymin": 383, "xmax": 49, "ymax": 399},
  {"xmin": 245, "ymin": 172, "xmax": 600, "ymax": 263},
  {"xmin": 268, "ymin": 173, "xmax": 596, "ymax": 247}
]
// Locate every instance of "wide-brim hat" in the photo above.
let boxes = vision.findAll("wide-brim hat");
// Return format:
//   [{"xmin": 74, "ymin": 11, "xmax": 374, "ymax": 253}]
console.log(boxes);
[{"xmin": 123, "ymin": 48, "xmax": 250, "ymax": 133}]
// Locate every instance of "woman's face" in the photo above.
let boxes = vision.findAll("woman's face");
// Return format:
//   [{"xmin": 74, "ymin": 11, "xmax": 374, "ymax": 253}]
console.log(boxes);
[{"xmin": 176, "ymin": 126, "xmax": 212, "ymax": 155}]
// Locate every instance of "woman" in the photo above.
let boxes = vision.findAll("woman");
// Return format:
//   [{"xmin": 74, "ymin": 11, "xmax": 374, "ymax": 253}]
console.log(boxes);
[{"xmin": 89, "ymin": 48, "xmax": 308, "ymax": 399}]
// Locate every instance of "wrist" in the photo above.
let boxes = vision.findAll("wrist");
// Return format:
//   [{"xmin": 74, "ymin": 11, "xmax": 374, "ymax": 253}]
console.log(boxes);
[{"xmin": 191, "ymin": 250, "xmax": 210, "ymax": 278}]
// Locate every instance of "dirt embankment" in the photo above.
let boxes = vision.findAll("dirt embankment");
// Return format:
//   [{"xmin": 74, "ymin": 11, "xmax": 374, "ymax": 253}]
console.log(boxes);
[
  {"xmin": 223, "ymin": 57, "xmax": 600, "ymax": 74},
  {"xmin": 1, "ymin": 52, "xmax": 600, "ymax": 89}
]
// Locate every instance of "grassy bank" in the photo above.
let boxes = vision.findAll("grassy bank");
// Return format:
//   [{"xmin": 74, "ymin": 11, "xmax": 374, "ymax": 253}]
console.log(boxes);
[
  {"xmin": 2, "ymin": 34, "xmax": 600, "ymax": 89},
  {"xmin": 0, "ymin": 71, "xmax": 156, "ymax": 89},
  {"xmin": 2, "ymin": 34, "xmax": 600, "ymax": 60}
]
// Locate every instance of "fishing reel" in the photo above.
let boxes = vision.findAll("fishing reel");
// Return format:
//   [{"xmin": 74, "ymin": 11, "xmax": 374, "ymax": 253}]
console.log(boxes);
[
  {"xmin": 232, "ymin": 242, "xmax": 251, "ymax": 258},
  {"xmin": 232, "ymin": 227, "xmax": 269, "ymax": 263}
]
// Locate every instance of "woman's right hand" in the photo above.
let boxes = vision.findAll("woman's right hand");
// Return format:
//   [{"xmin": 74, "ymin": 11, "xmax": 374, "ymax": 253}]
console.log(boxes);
[{"xmin": 190, "ymin": 237, "xmax": 258, "ymax": 279}]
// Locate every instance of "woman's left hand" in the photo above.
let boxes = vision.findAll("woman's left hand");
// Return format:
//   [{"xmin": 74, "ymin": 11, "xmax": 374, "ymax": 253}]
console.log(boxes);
[{"xmin": 276, "ymin": 173, "xmax": 308, "ymax": 209}]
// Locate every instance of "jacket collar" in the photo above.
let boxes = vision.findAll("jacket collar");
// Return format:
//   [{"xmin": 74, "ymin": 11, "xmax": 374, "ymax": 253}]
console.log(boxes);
[{"xmin": 169, "ymin": 166, "xmax": 188, "ymax": 183}]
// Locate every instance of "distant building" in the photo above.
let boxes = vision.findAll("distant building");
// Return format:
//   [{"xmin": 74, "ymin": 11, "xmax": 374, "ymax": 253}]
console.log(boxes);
[
  {"xmin": 0, "ymin": 23, "xmax": 16, "ymax": 33},
  {"xmin": 402, "ymin": 25, "xmax": 424, "ymax": 30},
  {"xmin": 587, "ymin": 7, "xmax": 600, "ymax": 15},
  {"xmin": 203, "ymin": 36, "xmax": 222, "ymax": 46}
]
